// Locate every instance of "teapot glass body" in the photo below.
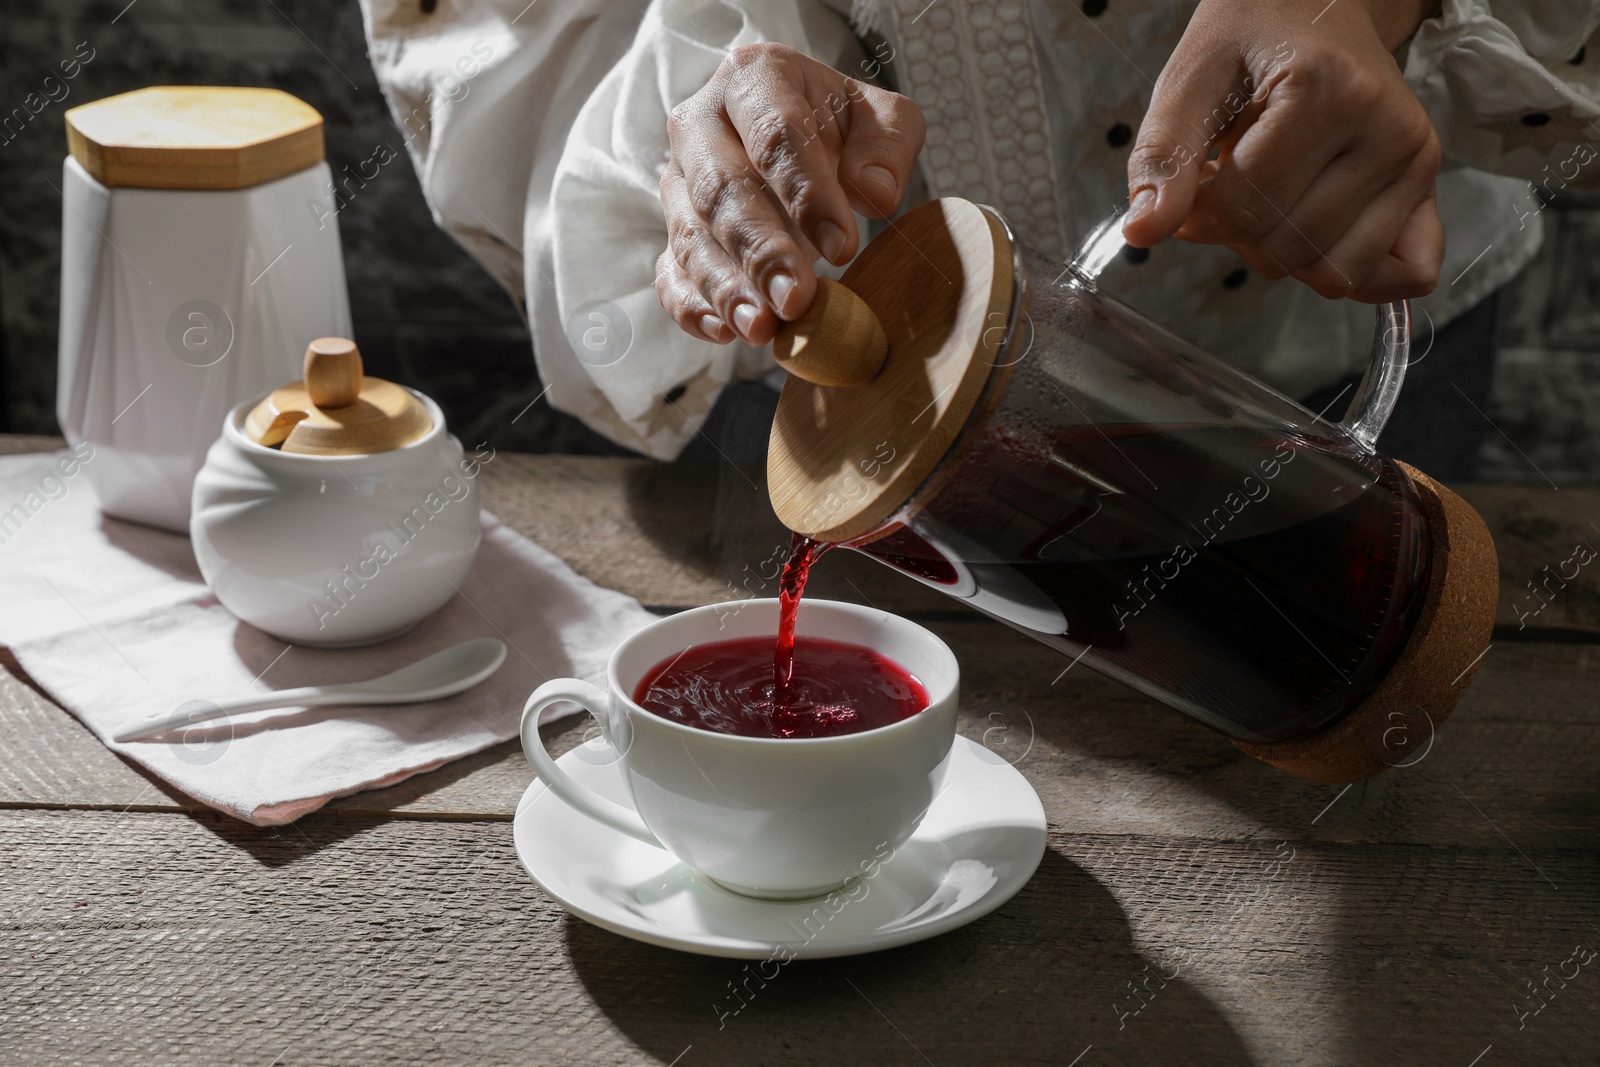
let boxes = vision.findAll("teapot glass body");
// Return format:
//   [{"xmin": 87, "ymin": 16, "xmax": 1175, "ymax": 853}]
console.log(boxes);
[{"xmin": 849, "ymin": 208, "xmax": 1431, "ymax": 745}]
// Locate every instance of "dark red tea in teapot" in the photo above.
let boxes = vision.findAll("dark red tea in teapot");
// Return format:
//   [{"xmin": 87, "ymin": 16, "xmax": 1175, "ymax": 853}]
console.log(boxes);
[{"xmin": 856, "ymin": 422, "xmax": 1432, "ymax": 744}]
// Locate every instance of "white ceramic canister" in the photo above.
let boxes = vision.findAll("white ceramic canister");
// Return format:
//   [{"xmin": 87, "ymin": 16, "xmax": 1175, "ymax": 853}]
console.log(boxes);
[
  {"xmin": 191, "ymin": 387, "xmax": 483, "ymax": 648},
  {"xmin": 57, "ymin": 86, "xmax": 352, "ymax": 533}
]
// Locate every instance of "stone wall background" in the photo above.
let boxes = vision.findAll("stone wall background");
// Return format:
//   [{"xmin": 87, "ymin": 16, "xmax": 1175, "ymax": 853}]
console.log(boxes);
[
  {"xmin": 1, "ymin": 0, "xmax": 1595, "ymax": 481},
  {"xmin": 0, "ymin": 0, "xmax": 625, "ymax": 456},
  {"xmin": 1487, "ymin": 190, "xmax": 1600, "ymax": 485}
]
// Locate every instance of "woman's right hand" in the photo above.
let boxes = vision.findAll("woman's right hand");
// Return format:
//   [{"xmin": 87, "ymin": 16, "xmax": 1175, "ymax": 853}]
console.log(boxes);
[{"xmin": 655, "ymin": 43, "xmax": 926, "ymax": 346}]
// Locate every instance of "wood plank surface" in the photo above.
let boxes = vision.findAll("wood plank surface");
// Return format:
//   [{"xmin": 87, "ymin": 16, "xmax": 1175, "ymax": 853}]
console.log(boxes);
[
  {"xmin": 4, "ymin": 628, "xmax": 1597, "ymax": 851},
  {"xmin": 1456, "ymin": 484, "xmax": 1600, "ymax": 636},
  {"xmin": 4, "ymin": 810, "xmax": 1596, "ymax": 1066}
]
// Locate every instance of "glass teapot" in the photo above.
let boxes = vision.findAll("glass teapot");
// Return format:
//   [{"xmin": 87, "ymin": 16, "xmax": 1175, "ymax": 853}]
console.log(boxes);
[{"xmin": 766, "ymin": 198, "xmax": 1498, "ymax": 781}]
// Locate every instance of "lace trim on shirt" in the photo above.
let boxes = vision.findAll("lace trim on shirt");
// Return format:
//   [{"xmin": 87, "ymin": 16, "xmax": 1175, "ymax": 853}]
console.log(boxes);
[{"xmin": 886, "ymin": 0, "xmax": 1069, "ymax": 257}]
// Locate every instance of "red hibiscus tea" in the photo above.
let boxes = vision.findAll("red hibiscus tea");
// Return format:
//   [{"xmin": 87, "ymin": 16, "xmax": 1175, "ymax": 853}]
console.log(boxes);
[
  {"xmin": 856, "ymin": 423, "xmax": 1432, "ymax": 744},
  {"xmin": 633, "ymin": 634, "xmax": 929, "ymax": 739}
]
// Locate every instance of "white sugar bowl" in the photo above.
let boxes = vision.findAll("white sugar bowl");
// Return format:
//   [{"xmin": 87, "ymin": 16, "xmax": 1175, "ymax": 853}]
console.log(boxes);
[{"xmin": 190, "ymin": 338, "xmax": 482, "ymax": 647}]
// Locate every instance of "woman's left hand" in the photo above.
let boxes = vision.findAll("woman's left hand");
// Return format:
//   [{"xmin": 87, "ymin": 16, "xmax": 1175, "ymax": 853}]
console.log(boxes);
[{"xmin": 1123, "ymin": 0, "xmax": 1445, "ymax": 303}]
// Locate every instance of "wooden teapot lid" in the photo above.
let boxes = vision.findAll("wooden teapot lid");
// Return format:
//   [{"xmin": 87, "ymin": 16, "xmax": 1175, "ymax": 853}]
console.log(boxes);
[
  {"xmin": 246, "ymin": 338, "xmax": 433, "ymax": 456},
  {"xmin": 1234, "ymin": 464, "xmax": 1500, "ymax": 782},
  {"xmin": 767, "ymin": 198, "xmax": 1016, "ymax": 543},
  {"xmin": 65, "ymin": 86, "xmax": 323, "ymax": 190}
]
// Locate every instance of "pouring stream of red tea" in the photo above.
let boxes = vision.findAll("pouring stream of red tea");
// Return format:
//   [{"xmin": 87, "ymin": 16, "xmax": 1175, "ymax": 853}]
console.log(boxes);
[
  {"xmin": 774, "ymin": 532, "xmax": 828, "ymax": 709},
  {"xmin": 632, "ymin": 532, "xmax": 925, "ymax": 740}
]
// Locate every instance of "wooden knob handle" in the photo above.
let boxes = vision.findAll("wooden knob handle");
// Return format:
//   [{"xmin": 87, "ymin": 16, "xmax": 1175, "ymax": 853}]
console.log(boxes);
[
  {"xmin": 772, "ymin": 278, "xmax": 889, "ymax": 387},
  {"xmin": 304, "ymin": 337, "xmax": 362, "ymax": 409}
]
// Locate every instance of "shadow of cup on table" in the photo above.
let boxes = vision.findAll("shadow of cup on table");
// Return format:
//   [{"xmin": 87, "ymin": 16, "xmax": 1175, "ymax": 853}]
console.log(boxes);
[{"xmin": 565, "ymin": 848, "xmax": 1255, "ymax": 1066}]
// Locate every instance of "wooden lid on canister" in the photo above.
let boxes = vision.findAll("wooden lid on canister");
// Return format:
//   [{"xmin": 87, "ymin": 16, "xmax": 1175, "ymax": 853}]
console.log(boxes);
[
  {"xmin": 767, "ymin": 198, "xmax": 1016, "ymax": 544},
  {"xmin": 65, "ymin": 86, "xmax": 324, "ymax": 190},
  {"xmin": 246, "ymin": 338, "xmax": 432, "ymax": 456}
]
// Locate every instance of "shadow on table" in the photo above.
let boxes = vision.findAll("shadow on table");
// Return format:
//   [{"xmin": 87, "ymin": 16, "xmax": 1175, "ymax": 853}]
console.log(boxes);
[
  {"xmin": 98, "ymin": 514, "xmax": 205, "ymax": 583},
  {"xmin": 954, "ymin": 625, "xmax": 1326, "ymax": 843},
  {"xmin": 181, "ymin": 715, "xmax": 587, "ymax": 867},
  {"xmin": 624, "ymin": 460, "xmax": 784, "ymax": 585},
  {"xmin": 1014, "ymin": 635, "xmax": 1600, "ymax": 1062},
  {"xmin": 567, "ymin": 848, "xmax": 1256, "ymax": 1066}
]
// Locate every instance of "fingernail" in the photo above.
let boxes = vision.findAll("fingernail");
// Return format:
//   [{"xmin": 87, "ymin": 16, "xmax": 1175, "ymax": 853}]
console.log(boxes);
[
  {"xmin": 732, "ymin": 302, "xmax": 760, "ymax": 336},
  {"xmin": 860, "ymin": 164, "xmax": 898, "ymax": 202},
  {"xmin": 699, "ymin": 313, "xmax": 725, "ymax": 339},
  {"xmin": 816, "ymin": 220, "xmax": 848, "ymax": 263},
  {"xmin": 1126, "ymin": 187, "xmax": 1157, "ymax": 226},
  {"xmin": 768, "ymin": 272, "xmax": 797, "ymax": 317}
]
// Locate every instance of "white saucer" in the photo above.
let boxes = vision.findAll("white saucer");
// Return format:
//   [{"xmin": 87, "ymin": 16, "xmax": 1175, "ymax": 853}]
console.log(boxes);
[{"xmin": 512, "ymin": 735, "xmax": 1047, "ymax": 959}]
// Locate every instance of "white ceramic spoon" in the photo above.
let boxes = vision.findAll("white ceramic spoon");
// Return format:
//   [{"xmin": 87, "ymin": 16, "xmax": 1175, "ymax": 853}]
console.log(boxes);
[{"xmin": 113, "ymin": 638, "xmax": 508, "ymax": 743}]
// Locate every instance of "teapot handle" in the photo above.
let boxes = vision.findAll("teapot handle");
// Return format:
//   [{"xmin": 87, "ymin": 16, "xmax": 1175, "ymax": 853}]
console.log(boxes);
[
  {"xmin": 1069, "ymin": 203, "xmax": 1410, "ymax": 455},
  {"xmin": 1340, "ymin": 301, "xmax": 1409, "ymax": 453}
]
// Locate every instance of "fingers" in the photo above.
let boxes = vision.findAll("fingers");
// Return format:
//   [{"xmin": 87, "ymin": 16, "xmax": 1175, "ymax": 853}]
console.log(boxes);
[
  {"xmin": 1279, "ymin": 128, "xmax": 1440, "ymax": 301},
  {"xmin": 660, "ymin": 156, "xmax": 784, "ymax": 345},
  {"xmin": 1133, "ymin": 3, "xmax": 1445, "ymax": 305},
  {"xmin": 655, "ymin": 246, "xmax": 733, "ymax": 345},
  {"xmin": 1335, "ymin": 194, "xmax": 1444, "ymax": 304},
  {"xmin": 835, "ymin": 77, "xmax": 925, "ymax": 221},
  {"xmin": 1192, "ymin": 64, "xmax": 1439, "ymax": 281},
  {"xmin": 673, "ymin": 88, "xmax": 819, "ymax": 328},
  {"xmin": 723, "ymin": 45, "xmax": 860, "ymax": 274},
  {"xmin": 1124, "ymin": 25, "xmax": 1251, "ymax": 248},
  {"xmin": 1226, "ymin": 148, "xmax": 1406, "ymax": 279},
  {"xmin": 659, "ymin": 44, "xmax": 927, "ymax": 347},
  {"xmin": 1178, "ymin": 55, "xmax": 1371, "ymax": 251}
]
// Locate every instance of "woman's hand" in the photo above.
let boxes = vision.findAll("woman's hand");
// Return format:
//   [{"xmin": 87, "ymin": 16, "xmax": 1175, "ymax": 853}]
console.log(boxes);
[
  {"xmin": 656, "ymin": 43, "xmax": 925, "ymax": 345},
  {"xmin": 1124, "ymin": 0, "xmax": 1445, "ymax": 302}
]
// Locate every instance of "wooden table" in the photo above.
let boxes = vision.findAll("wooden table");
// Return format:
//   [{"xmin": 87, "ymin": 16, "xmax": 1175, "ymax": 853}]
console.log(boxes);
[{"xmin": 4, "ymin": 435, "xmax": 1598, "ymax": 1066}]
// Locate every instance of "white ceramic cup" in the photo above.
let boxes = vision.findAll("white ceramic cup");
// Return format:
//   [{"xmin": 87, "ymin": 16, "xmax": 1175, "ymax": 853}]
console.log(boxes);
[{"xmin": 521, "ymin": 598, "xmax": 959, "ymax": 899}]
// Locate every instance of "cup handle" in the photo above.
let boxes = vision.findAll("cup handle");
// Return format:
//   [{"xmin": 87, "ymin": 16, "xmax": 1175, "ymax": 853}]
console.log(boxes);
[
  {"xmin": 1070, "ymin": 202, "xmax": 1411, "ymax": 455},
  {"xmin": 521, "ymin": 679, "xmax": 664, "ymax": 848}
]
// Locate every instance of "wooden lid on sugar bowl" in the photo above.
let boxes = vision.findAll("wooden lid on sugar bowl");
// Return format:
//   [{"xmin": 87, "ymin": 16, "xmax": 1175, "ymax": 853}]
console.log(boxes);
[
  {"xmin": 767, "ymin": 198, "xmax": 1017, "ymax": 544},
  {"xmin": 246, "ymin": 338, "xmax": 433, "ymax": 456},
  {"xmin": 65, "ymin": 86, "xmax": 324, "ymax": 190}
]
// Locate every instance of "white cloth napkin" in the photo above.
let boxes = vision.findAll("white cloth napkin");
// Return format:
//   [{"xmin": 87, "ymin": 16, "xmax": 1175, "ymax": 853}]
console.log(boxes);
[{"xmin": 0, "ymin": 451, "xmax": 657, "ymax": 825}]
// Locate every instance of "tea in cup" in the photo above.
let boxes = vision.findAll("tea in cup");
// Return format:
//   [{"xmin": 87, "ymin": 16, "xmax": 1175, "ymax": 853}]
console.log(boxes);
[{"xmin": 520, "ymin": 598, "xmax": 959, "ymax": 899}]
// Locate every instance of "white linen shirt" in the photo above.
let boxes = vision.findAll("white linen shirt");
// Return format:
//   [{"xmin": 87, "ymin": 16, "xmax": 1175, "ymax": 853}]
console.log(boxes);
[{"xmin": 357, "ymin": 0, "xmax": 1598, "ymax": 459}]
